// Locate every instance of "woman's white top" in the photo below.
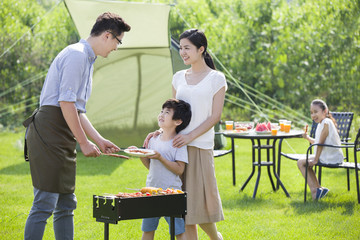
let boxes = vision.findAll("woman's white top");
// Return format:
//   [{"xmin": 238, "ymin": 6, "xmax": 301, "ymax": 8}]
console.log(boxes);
[
  {"xmin": 172, "ymin": 69, "xmax": 227, "ymax": 149},
  {"xmin": 314, "ymin": 117, "xmax": 344, "ymax": 164}
]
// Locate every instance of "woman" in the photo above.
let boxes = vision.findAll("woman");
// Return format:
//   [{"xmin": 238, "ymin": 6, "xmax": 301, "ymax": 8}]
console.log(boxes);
[{"xmin": 172, "ymin": 29, "xmax": 226, "ymax": 240}]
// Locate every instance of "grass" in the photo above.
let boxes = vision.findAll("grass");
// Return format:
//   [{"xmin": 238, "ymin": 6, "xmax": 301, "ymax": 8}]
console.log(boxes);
[{"xmin": 1, "ymin": 131, "xmax": 360, "ymax": 239}]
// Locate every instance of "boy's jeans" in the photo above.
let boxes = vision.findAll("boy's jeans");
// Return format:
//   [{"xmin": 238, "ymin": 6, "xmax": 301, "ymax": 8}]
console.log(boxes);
[{"xmin": 24, "ymin": 187, "xmax": 77, "ymax": 240}]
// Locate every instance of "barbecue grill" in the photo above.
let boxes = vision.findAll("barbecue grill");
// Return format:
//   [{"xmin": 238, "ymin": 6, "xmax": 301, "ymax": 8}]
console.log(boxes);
[{"xmin": 93, "ymin": 193, "xmax": 187, "ymax": 240}]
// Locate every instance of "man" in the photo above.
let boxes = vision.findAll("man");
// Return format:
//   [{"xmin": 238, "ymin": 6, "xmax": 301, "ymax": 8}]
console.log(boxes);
[{"xmin": 23, "ymin": 12, "xmax": 131, "ymax": 239}]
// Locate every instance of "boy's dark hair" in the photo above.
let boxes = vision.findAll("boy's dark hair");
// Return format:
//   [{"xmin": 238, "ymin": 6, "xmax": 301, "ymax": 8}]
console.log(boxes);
[
  {"xmin": 162, "ymin": 99, "xmax": 191, "ymax": 134},
  {"xmin": 90, "ymin": 12, "xmax": 131, "ymax": 37}
]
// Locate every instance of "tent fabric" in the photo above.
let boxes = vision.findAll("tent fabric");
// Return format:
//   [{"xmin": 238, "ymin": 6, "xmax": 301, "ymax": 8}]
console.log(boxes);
[
  {"xmin": 64, "ymin": 0, "xmax": 173, "ymax": 132},
  {"xmin": 65, "ymin": 0, "xmax": 170, "ymax": 48}
]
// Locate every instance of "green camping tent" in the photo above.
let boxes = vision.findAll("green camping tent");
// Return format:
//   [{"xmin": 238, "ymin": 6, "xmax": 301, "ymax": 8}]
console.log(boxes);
[
  {"xmin": 64, "ymin": 0, "xmax": 182, "ymax": 147},
  {"xmin": 64, "ymin": 0, "xmax": 226, "ymax": 149}
]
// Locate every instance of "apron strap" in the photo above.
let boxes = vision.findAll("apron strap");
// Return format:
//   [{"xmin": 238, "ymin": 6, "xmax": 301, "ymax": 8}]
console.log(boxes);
[{"xmin": 23, "ymin": 108, "xmax": 39, "ymax": 161}]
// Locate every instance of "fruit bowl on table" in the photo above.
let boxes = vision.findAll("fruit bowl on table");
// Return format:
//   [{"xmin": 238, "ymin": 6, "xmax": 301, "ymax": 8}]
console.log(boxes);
[
  {"xmin": 234, "ymin": 122, "xmax": 254, "ymax": 131},
  {"xmin": 224, "ymin": 129, "xmax": 250, "ymax": 135}
]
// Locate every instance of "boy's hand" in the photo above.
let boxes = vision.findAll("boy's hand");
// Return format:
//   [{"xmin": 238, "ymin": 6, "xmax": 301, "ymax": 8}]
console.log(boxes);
[{"xmin": 148, "ymin": 150, "xmax": 161, "ymax": 160}]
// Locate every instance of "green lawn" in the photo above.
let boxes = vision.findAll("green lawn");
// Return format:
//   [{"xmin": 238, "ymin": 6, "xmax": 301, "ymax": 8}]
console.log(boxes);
[{"xmin": 1, "ymin": 131, "xmax": 360, "ymax": 239}]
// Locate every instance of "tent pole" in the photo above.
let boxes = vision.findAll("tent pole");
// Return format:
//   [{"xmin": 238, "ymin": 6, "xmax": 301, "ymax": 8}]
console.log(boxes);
[{"xmin": 133, "ymin": 54, "xmax": 142, "ymax": 129}]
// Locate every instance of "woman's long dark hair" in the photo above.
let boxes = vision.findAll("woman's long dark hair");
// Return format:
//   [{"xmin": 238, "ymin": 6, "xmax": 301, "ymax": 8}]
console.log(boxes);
[{"xmin": 179, "ymin": 29, "xmax": 216, "ymax": 70}]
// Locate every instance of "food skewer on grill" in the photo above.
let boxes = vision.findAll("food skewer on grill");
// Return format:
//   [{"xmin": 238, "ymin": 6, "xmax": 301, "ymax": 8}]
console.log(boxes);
[{"xmin": 115, "ymin": 187, "xmax": 184, "ymax": 197}]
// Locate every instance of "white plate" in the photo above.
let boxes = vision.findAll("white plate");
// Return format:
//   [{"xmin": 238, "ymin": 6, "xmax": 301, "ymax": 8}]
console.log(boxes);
[
  {"xmin": 233, "ymin": 131, "xmax": 250, "ymax": 135},
  {"xmin": 234, "ymin": 131, "xmax": 250, "ymax": 135},
  {"xmin": 255, "ymin": 130, "xmax": 271, "ymax": 135},
  {"xmin": 223, "ymin": 130, "xmax": 249, "ymax": 135},
  {"xmin": 124, "ymin": 149, "xmax": 155, "ymax": 157}
]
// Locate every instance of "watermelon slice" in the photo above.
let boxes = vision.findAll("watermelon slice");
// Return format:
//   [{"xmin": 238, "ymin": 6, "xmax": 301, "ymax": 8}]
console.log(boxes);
[
  {"xmin": 255, "ymin": 123, "xmax": 268, "ymax": 131},
  {"xmin": 266, "ymin": 122, "xmax": 271, "ymax": 131},
  {"xmin": 255, "ymin": 122, "xmax": 272, "ymax": 131}
]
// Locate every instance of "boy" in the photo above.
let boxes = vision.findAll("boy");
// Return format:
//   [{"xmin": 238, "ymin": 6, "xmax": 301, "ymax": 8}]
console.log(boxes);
[
  {"xmin": 24, "ymin": 12, "xmax": 130, "ymax": 239},
  {"xmin": 140, "ymin": 99, "xmax": 191, "ymax": 240}
]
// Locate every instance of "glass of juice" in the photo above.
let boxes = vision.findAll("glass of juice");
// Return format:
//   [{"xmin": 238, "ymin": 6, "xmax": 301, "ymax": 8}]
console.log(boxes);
[
  {"xmin": 279, "ymin": 120, "xmax": 286, "ymax": 132},
  {"xmin": 271, "ymin": 128, "xmax": 278, "ymax": 136},
  {"xmin": 284, "ymin": 121, "xmax": 291, "ymax": 133},
  {"xmin": 225, "ymin": 121, "xmax": 234, "ymax": 130},
  {"xmin": 271, "ymin": 123, "xmax": 279, "ymax": 136}
]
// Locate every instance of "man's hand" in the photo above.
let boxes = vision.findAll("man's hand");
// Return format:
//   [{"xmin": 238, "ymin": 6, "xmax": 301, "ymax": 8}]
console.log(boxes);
[
  {"xmin": 97, "ymin": 138, "xmax": 120, "ymax": 154},
  {"xmin": 80, "ymin": 140, "xmax": 101, "ymax": 157}
]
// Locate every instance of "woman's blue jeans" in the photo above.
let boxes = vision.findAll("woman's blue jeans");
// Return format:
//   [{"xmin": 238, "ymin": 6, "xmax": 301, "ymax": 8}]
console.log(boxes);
[{"xmin": 24, "ymin": 187, "xmax": 77, "ymax": 240}]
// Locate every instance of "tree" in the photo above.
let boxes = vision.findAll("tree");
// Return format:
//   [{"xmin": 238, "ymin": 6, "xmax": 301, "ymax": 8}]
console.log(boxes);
[
  {"xmin": 0, "ymin": 0, "xmax": 78, "ymax": 129},
  {"xmin": 169, "ymin": 0, "xmax": 360, "ymax": 122},
  {"xmin": 1, "ymin": 0, "xmax": 359, "ymax": 128}
]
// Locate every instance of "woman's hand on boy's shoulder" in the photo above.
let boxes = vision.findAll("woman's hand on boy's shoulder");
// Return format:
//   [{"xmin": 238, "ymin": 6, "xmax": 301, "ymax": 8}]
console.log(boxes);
[
  {"xmin": 143, "ymin": 129, "xmax": 162, "ymax": 148},
  {"xmin": 173, "ymin": 134, "xmax": 192, "ymax": 148}
]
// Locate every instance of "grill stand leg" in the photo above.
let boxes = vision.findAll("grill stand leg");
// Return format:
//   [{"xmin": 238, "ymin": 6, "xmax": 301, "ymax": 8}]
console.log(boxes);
[
  {"xmin": 170, "ymin": 217, "xmax": 175, "ymax": 240},
  {"xmin": 104, "ymin": 222, "xmax": 109, "ymax": 240}
]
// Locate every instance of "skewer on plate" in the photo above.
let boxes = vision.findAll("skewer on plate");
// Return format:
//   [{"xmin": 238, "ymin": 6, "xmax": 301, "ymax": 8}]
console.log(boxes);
[{"xmin": 101, "ymin": 153, "xmax": 129, "ymax": 159}]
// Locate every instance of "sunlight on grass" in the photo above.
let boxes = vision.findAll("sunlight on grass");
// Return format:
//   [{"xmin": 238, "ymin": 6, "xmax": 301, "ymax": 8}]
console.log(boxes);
[{"xmin": 1, "ymin": 132, "xmax": 360, "ymax": 239}]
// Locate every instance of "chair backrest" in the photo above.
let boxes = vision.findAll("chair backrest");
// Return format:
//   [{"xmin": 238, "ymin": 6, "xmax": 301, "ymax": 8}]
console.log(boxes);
[
  {"xmin": 355, "ymin": 127, "xmax": 360, "ymax": 148},
  {"xmin": 354, "ymin": 127, "xmax": 360, "ymax": 162},
  {"xmin": 309, "ymin": 121, "xmax": 318, "ymax": 138},
  {"xmin": 308, "ymin": 112, "xmax": 354, "ymax": 140},
  {"xmin": 331, "ymin": 112, "xmax": 354, "ymax": 141}
]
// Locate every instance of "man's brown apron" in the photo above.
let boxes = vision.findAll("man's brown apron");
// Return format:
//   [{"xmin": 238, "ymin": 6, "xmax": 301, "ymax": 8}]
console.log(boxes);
[{"xmin": 23, "ymin": 106, "xmax": 77, "ymax": 194}]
